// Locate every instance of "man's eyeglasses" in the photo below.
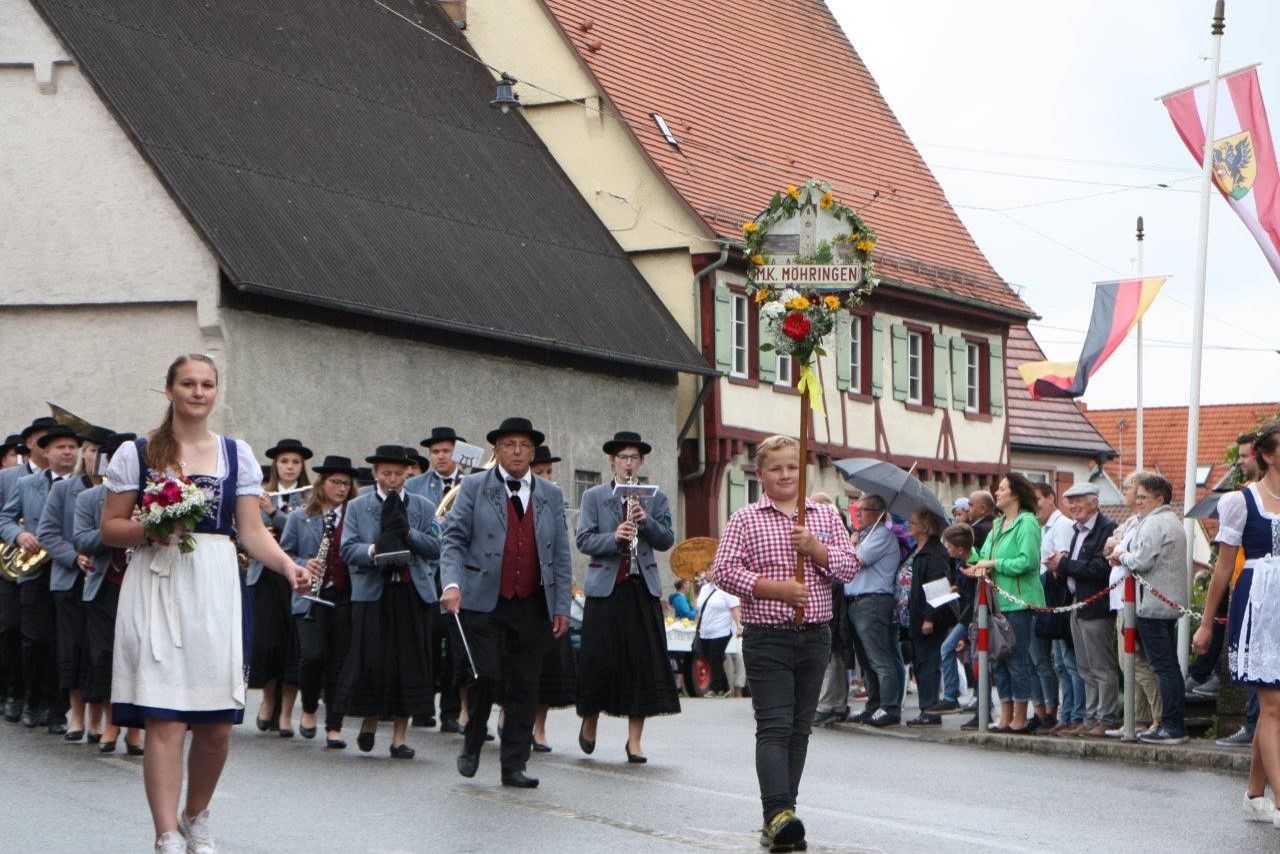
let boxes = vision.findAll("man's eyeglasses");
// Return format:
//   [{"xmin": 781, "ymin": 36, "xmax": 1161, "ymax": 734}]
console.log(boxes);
[
  {"xmin": 615, "ymin": 453, "xmax": 642, "ymax": 462},
  {"xmin": 497, "ymin": 441, "xmax": 534, "ymax": 451}
]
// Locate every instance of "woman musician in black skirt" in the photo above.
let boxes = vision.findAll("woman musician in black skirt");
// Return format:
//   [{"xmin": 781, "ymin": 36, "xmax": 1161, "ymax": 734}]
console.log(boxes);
[{"xmin": 281, "ymin": 455, "xmax": 358, "ymax": 749}]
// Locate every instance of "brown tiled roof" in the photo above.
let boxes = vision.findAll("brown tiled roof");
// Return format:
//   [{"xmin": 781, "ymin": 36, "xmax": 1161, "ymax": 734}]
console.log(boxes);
[
  {"xmin": 1006, "ymin": 326, "xmax": 1114, "ymax": 457},
  {"xmin": 1085, "ymin": 403, "xmax": 1280, "ymax": 508},
  {"xmin": 539, "ymin": 0, "xmax": 1033, "ymax": 318}
]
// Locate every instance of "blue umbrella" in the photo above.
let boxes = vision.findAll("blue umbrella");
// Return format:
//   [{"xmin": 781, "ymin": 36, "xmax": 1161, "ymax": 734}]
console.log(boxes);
[{"xmin": 833, "ymin": 458, "xmax": 948, "ymax": 522}]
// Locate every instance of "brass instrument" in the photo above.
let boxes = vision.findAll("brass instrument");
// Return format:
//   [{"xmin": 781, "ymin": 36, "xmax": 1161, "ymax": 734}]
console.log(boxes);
[
  {"xmin": 0, "ymin": 543, "xmax": 51, "ymax": 582},
  {"xmin": 434, "ymin": 452, "xmax": 496, "ymax": 522},
  {"xmin": 301, "ymin": 511, "xmax": 338, "ymax": 615}
]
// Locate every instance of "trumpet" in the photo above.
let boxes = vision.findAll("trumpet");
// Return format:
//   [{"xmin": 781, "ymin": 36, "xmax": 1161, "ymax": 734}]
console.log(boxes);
[
  {"xmin": 0, "ymin": 543, "xmax": 51, "ymax": 582},
  {"xmin": 435, "ymin": 452, "xmax": 496, "ymax": 522},
  {"xmin": 302, "ymin": 511, "xmax": 338, "ymax": 616}
]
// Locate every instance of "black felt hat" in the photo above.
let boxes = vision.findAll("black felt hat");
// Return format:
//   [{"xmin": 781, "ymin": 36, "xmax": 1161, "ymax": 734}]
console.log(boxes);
[
  {"xmin": 21, "ymin": 417, "xmax": 57, "ymax": 441},
  {"xmin": 420, "ymin": 426, "xmax": 466, "ymax": 448},
  {"xmin": 1, "ymin": 434, "xmax": 25, "ymax": 456},
  {"xmin": 485, "ymin": 417, "xmax": 545, "ymax": 447},
  {"xmin": 532, "ymin": 446, "xmax": 561, "ymax": 464},
  {"xmin": 313, "ymin": 455, "xmax": 359, "ymax": 477},
  {"xmin": 602, "ymin": 431, "xmax": 652, "ymax": 456},
  {"xmin": 37, "ymin": 424, "xmax": 81, "ymax": 448},
  {"xmin": 77, "ymin": 425, "xmax": 115, "ymax": 447},
  {"xmin": 265, "ymin": 438, "xmax": 314, "ymax": 460},
  {"xmin": 356, "ymin": 466, "xmax": 375, "ymax": 485},
  {"xmin": 365, "ymin": 445, "xmax": 414, "ymax": 466},
  {"xmin": 102, "ymin": 432, "xmax": 135, "ymax": 457}
]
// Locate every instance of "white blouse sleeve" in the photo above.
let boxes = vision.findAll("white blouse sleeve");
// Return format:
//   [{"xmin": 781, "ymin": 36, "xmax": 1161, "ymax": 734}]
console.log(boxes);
[
  {"xmin": 235, "ymin": 440, "xmax": 264, "ymax": 497},
  {"xmin": 105, "ymin": 440, "xmax": 141, "ymax": 494},
  {"xmin": 1215, "ymin": 490, "xmax": 1246, "ymax": 546}
]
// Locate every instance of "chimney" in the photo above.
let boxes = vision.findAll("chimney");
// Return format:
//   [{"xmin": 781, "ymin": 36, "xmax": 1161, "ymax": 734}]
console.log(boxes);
[{"xmin": 436, "ymin": 0, "xmax": 467, "ymax": 29}]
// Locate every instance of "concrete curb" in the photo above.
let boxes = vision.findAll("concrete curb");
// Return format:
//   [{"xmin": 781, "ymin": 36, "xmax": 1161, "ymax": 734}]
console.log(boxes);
[{"xmin": 829, "ymin": 721, "xmax": 1250, "ymax": 775}]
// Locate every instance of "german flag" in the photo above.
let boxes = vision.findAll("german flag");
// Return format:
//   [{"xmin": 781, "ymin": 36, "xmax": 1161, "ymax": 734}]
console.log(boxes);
[{"xmin": 1018, "ymin": 277, "xmax": 1167, "ymax": 400}]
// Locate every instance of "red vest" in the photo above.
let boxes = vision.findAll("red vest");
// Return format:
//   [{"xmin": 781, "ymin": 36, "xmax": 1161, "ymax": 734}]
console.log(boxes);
[
  {"xmin": 325, "ymin": 518, "xmax": 351, "ymax": 593},
  {"xmin": 499, "ymin": 500, "xmax": 540, "ymax": 600}
]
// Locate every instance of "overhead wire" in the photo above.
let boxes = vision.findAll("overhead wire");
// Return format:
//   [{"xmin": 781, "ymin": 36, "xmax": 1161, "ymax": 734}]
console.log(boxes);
[{"xmin": 917, "ymin": 141, "xmax": 1199, "ymax": 174}]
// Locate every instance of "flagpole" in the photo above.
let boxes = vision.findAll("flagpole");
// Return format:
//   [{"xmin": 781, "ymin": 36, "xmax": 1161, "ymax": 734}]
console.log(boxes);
[
  {"xmin": 1178, "ymin": 0, "xmax": 1225, "ymax": 673},
  {"xmin": 1135, "ymin": 216, "xmax": 1145, "ymax": 472}
]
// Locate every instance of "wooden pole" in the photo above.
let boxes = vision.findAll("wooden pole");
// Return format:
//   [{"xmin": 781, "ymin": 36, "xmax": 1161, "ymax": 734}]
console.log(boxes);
[{"xmin": 794, "ymin": 387, "xmax": 810, "ymax": 624}]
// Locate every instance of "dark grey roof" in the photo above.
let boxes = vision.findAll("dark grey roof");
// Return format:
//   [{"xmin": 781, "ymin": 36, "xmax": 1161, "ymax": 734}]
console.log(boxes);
[{"xmin": 34, "ymin": 0, "xmax": 712, "ymax": 376}]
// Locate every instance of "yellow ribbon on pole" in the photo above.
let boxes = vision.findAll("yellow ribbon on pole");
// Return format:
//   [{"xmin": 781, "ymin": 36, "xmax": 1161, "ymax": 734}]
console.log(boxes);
[{"xmin": 796, "ymin": 362, "xmax": 825, "ymax": 417}]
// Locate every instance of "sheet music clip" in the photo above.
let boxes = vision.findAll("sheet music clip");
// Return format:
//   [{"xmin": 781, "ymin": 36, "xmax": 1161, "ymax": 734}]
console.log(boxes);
[
  {"xmin": 451, "ymin": 441, "xmax": 485, "ymax": 471},
  {"xmin": 612, "ymin": 482, "xmax": 659, "ymax": 501},
  {"xmin": 374, "ymin": 550, "xmax": 411, "ymax": 567}
]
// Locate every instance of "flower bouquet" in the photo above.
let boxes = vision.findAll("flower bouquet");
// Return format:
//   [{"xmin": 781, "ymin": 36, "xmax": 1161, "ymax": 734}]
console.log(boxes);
[{"xmin": 140, "ymin": 475, "xmax": 209, "ymax": 554}]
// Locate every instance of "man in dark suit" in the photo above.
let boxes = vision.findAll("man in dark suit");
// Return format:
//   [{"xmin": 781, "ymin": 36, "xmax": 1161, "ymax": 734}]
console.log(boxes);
[
  {"xmin": 967, "ymin": 490, "xmax": 996, "ymax": 551},
  {"xmin": 439, "ymin": 417, "xmax": 572, "ymax": 789},
  {"xmin": 1045, "ymin": 483, "xmax": 1118, "ymax": 739}
]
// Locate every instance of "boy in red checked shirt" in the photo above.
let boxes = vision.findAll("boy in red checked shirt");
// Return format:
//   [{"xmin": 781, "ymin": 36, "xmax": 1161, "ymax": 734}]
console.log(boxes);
[{"xmin": 712, "ymin": 435, "xmax": 857, "ymax": 853}]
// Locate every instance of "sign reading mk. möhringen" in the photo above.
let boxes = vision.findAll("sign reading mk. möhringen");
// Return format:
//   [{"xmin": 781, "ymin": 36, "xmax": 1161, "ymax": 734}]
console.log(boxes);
[{"xmin": 753, "ymin": 264, "xmax": 864, "ymax": 288}]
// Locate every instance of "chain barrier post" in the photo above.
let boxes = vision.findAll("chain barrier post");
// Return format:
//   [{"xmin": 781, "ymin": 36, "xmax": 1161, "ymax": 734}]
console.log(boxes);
[
  {"xmin": 1123, "ymin": 574, "xmax": 1138, "ymax": 742},
  {"xmin": 977, "ymin": 579, "xmax": 990, "ymax": 734}
]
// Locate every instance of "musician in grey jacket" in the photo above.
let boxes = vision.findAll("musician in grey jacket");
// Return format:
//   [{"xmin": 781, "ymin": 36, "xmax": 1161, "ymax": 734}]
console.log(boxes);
[
  {"xmin": 574, "ymin": 431, "xmax": 680, "ymax": 764},
  {"xmin": 440, "ymin": 417, "xmax": 572, "ymax": 789},
  {"xmin": 336, "ymin": 445, "xmax": 440, "ymax": 759}
]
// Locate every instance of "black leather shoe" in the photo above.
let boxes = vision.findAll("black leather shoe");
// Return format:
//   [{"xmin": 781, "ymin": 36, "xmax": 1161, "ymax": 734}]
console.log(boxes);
[
  {"xmin": 86, "ymin": 732, "xmax": 102, "ymax": 744},
  {"xmin": 47, "ymin": 721, "xmax": 68, "ymax": 736},
  {"xmin": 456, "ymin": 752, "xmax": 479, "ymax": 778},
  {"xmin": 440, "ymin": 718, "xmax": 463, "ymax": 734},
  {"xmin": 578, "ymin": 722, "xmax": 595, "ymax": 755},
  {"xmin": 625, "ymin": 742, "xmax": 647, "ymax": 764},
  {"xmin": 64, "ymin": 729, "xmax": 84, "ymax": 742},
  {"xmin": 326, "ymin": 737, "xmax": 347, "ymax": 750},
  {"xmin": 278, "ymin": 727, "xmax": 294, "ymax": 739},
  {"xmin": 501, "ymin": 770, "xmax": 539, "ymax": 788},
  {"xmin": 389, "ymin": 743, "xmax": 415, "ymax": 759},
  {"xmin": 2, "ymin": 700, "xmax": 20, "ymax": 722},
  {"xmin": 126, "ymin": 743, "xmax": 144, "ymax": 756},
  {"xmin": 98, "ymin": 740, "xmax": 117, "ymax": 754},
  {"xmin": 20, "ymin": 707, "xmax": 38, "ymax": 728},
  {"xmin": 357, "ymin": 730, "xmax": 375, "ymax": 753},
  {"xmin": 532, "ymin": 741, "xmax": 552, "ymax": 753},
  {"xmin": 299, "ymin": 725, "xmax": 317, "ymax": 739},
  {"xmin": 255, "ymin": 716, "xmax": 277, "ymax": 732},
  {"xmin": 412, "ymin": 715, "xmax": 436, "ymax": 728}
]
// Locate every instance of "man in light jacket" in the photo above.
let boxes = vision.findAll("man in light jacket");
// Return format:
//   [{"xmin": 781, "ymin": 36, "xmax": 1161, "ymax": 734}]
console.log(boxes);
[{"xmin": 1114, "ymin": 473, "xmax": 1188, "ymax": 745}]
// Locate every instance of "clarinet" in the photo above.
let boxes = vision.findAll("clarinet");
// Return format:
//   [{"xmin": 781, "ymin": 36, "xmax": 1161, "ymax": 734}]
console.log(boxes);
[{"xmin": 302, "ymin": 511, "xmax": 338, "ymax": 616}]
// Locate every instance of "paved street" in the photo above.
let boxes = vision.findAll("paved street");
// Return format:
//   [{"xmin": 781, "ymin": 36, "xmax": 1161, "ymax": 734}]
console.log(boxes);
[{"xmin": 1, "ymin": 695, "xmax": 1275, "ymax": 853}]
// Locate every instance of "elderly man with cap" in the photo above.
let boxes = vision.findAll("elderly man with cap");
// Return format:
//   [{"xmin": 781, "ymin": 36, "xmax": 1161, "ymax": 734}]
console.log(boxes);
[
  {"xmin": 1045, "ymin": 482, "xmax": 1118, "ymax": 738},
  {"xmin": 0, "ymin": 422, "xmax": 82, "ymax": 730},
  {"xmin": 440, "ymin": 417, "xmax": 572, "ymax": 788},
  {"xmin": 0, "ymin": 417, "xmax": 54, "ymax": 721}
]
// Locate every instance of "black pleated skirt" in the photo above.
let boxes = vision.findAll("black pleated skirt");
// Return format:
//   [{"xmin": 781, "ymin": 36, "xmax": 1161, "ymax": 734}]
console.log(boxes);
[
  {"xmin": 82, "ymin": 583, "xmax": 120, "ymax": 703},
  {"xmin": 576, "ymin": 576, "xmax": 681, "ymax": 719},
  {"xmin": 248, "ymin": 570, "xmax": 299, "ymax": 687},
  {"xmin": 337, "ymin": 584, "xmax": 433, "ymax": 718},
  {"xmin": 538, "ymin": 632, "xmax": 577, "ymax": 709},
  {"xmin": 53, "ymin": 576, "xmax": 86, "ymax": 692}
]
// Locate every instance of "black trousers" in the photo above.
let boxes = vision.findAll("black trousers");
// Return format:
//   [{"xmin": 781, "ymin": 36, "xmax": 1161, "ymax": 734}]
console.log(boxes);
[
  {"xmin": 430, "ymin": 605, "xmax": 461, "ymax": 721},
  {"xmin": 0, "ymin": 577, "xmax": 23, "ymax": 702},
  {"xmin": 20, "ymin": 572, "xmax": 59, "ymax": 716},
  {"xmin": 296, "ymin": 592, "xmax": 353, "ymax": 732},
  {"xmin": 703, "ymin": 635, "xmax": 732, "ymax": 694},
  {"xmin": 461, "ymin": 589, "xmax": 549, "ymax": 773}
]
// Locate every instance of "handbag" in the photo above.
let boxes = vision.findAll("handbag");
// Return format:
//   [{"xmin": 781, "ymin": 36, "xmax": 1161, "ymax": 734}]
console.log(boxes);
[{"xmin": 987, "ymin": 584, "xmax": 1017, "ymax": 662}]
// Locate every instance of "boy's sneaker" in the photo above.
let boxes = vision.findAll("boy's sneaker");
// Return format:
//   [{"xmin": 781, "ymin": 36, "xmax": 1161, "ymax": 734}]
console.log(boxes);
[
  {"xmin": 926, "ymin": 699, "xmax": 960, "ymax": 714},
  {"xmin": 865, "ymin": 709, "xmax": 901, "ymax": 728},
  {"xmin": 759, "ymin": 810, "xmax": 806, "ymax": 852},
  {"xmin": 960, "ymin": 714, "xmax": 980, "ymax": 731},
  {"xmin": 179, "ymin": 810, "xmax": 217, "ymax": 854},
  {"xmin": 906, "ymin": 713, "xmax": 942, "ymax": 727},
  {"xmin": 1190, "ymin": 674, "xmax": 1220, "ymax": 698},
  {"xmin": 1216, "ymin": 726, "xmax": 1253, "ymax": 747},
  {"xmin": 1137, "ymin": 727, "xmax": 1189, "ymax": 746},
  {"xmin": 1242, "ymin": 794, "xmax": 1276, "ymax": 823}
]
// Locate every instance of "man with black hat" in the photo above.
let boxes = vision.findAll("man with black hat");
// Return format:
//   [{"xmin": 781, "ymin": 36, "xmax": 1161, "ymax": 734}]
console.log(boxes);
[
  {"xmin": 0, "ymin": 434, "xmax": 25, "ymax": 469},
  {"xmin": 406, "ymin": 426, "xmax": 467, "ymax": 731},
  {"xmin": 337, "ymin": 445, "xmax": 440, "ymax": 758},
  {"xmin": 440, "ymin": 417, "xmax": 573, "ymax": 788},
  {"xmin": 0, "ymin": 417, "xmax": 53, "ymax": 721},
  {"xmin": 0, "ymin": 422, "xmax": 82, "ymax": 729},
  {"xmin": 36, "ymin": 424, "xmax": 114, "ymax": 741}
]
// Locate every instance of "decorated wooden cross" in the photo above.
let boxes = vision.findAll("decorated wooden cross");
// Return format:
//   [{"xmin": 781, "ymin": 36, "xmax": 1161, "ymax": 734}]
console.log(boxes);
[{"xmin": 743, "ymin": 179, "xmax": 878, "ymax": 622}]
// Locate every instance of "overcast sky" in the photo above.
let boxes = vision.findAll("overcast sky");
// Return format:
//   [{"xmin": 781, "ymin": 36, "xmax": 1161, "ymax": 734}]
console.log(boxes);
[{"xmin": 828, "ymin": 0, "xmax": 1279, "ymax": 409}]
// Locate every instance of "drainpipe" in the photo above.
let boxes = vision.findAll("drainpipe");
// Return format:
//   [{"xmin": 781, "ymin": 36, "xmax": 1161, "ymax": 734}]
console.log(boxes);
[{"xmin": 679, "ymin": 244, "xmax": 729, "ymax": 485}]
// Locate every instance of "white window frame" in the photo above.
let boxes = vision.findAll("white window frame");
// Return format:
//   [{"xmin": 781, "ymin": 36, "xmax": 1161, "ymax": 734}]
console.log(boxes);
[
  {"xmin": 775, "ymin": 353, "xmax": 792, "ymax": 386},
  {"xmin": 849, "ymin": 315, "xmax": 863, "ymax": 393},
  {"xmin": 1019, "ymin": 470, "xmax": 1050, "ymax": 484},
  {"xmin": 1195, "ymin": 464, "xmax": 1212, "ymax": 487},
  {"xmin": 965, "ymin": 341, "xmax": 981, "ymax": 413},
  {"xmin": 573, "ymin": 470, "xmax": 601, "ymax": 508},
  {"xmin": 730, "ymin": 293, "xmax": 749, "ymax": 379},
  {"xmin": 906, "ymin": 330, "xmax": 923, "ymax": 405}
]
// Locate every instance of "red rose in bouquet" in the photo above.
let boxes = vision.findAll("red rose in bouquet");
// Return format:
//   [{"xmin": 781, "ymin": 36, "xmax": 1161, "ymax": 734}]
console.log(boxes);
[
  {"xmin": 158, "ymin": 480, "xmax": 183, "ymax": 507},
  {"xmin": 782, "ymin": 312, "xmax": 812, "ymax": 341}
]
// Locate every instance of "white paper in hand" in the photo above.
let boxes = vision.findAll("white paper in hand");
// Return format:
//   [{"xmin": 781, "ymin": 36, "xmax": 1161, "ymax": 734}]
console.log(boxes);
[
  {"xmin": 451, "ymin": 441, "xmax": 485, "ymax": 470},
  {"xmin": 923, "ymin": 577, "xmax": 959, "ymax": 609}
]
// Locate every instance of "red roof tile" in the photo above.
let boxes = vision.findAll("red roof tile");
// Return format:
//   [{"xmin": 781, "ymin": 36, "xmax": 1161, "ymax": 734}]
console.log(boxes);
[
  {"xmin": 539, "ymin": 0, "xmax": 1033, "ymax": 317},
  {"xmin": 1006, "ymin": 325, "xmax": 1114, "ymax": 457},
  {"xmin": 1085, "ymin": 403, "xmax": 1280, "ymax": 508}
]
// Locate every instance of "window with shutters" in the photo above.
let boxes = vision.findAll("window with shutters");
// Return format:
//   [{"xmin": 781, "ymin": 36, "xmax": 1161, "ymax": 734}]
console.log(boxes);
[
  {"xmin": 775, "ymin": 353, "xmax": 792, "ymax": 387},
  {"xmin": 965, "ymin": 342, "xmax": 980, "ymax": 412},
  {"xmin": 961, "ymin": 334, "xmax": 991, "ymax": 418},
  {"xmin": 730, "ymin": 293, "xmax": 749, "ymax": 379},
  {"xmin": 849, "ymin": 313, "xmax": 870, "ymax": 395},
  {"xmin": 573, "ymin": 470, "xmax": 601, "ymax": 508},
  {"xmin": 747, "ymin": 475, "xmax": 762, "ymax": 504},
  {"xmin": 906, "ymin": 330, "xmax": 924, "ymax": 405}
]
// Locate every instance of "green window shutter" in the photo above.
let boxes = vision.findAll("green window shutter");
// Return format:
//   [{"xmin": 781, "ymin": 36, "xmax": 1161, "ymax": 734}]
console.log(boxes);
[
  {"xmin": 727, "ymin": 468, "xmax": 748, "ymax": 515},
  {"xmin": 932, "ymin": 333, "xmax": 949, "ymax": 408},
  {"xmin": 759, "ymin": 342, "xmax": 776, "ymax": 384},
  {"xmin": 870, "ymin": 315, "xmax": 886, "ymax": 398},
  {"xmin": 836, "ymin": 493, "xmax": 850, "ymax": 518},
  {"xmin": 890, "ymin": 323, "xmax": 908, "ymax": 402},
  {"xmin": 713, "ymin": 285, "xmax": 732, "ymax": 375},
  {"xmin": 950, "ymin": 336, "xmax": 968, "ymax": 411},
  {"xmin": 835, "ymin": 312, "xmax": 852, "ymax": 391},
  {"xmin": 989, "ymin": 338, "xmax": 1005, "ymax": 416}
]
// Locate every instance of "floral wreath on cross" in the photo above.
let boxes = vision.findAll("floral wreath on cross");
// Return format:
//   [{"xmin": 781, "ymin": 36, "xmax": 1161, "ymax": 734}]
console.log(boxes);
[{"xmin": 742, "ymin": 179, "xmax": 879, "ymax": 368}]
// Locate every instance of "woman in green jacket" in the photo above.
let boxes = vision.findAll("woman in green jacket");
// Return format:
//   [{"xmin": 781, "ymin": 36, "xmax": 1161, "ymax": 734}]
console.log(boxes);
[{"xmin": 963, "ymin": 473, "xmax": 1044, "ymax": 733}]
